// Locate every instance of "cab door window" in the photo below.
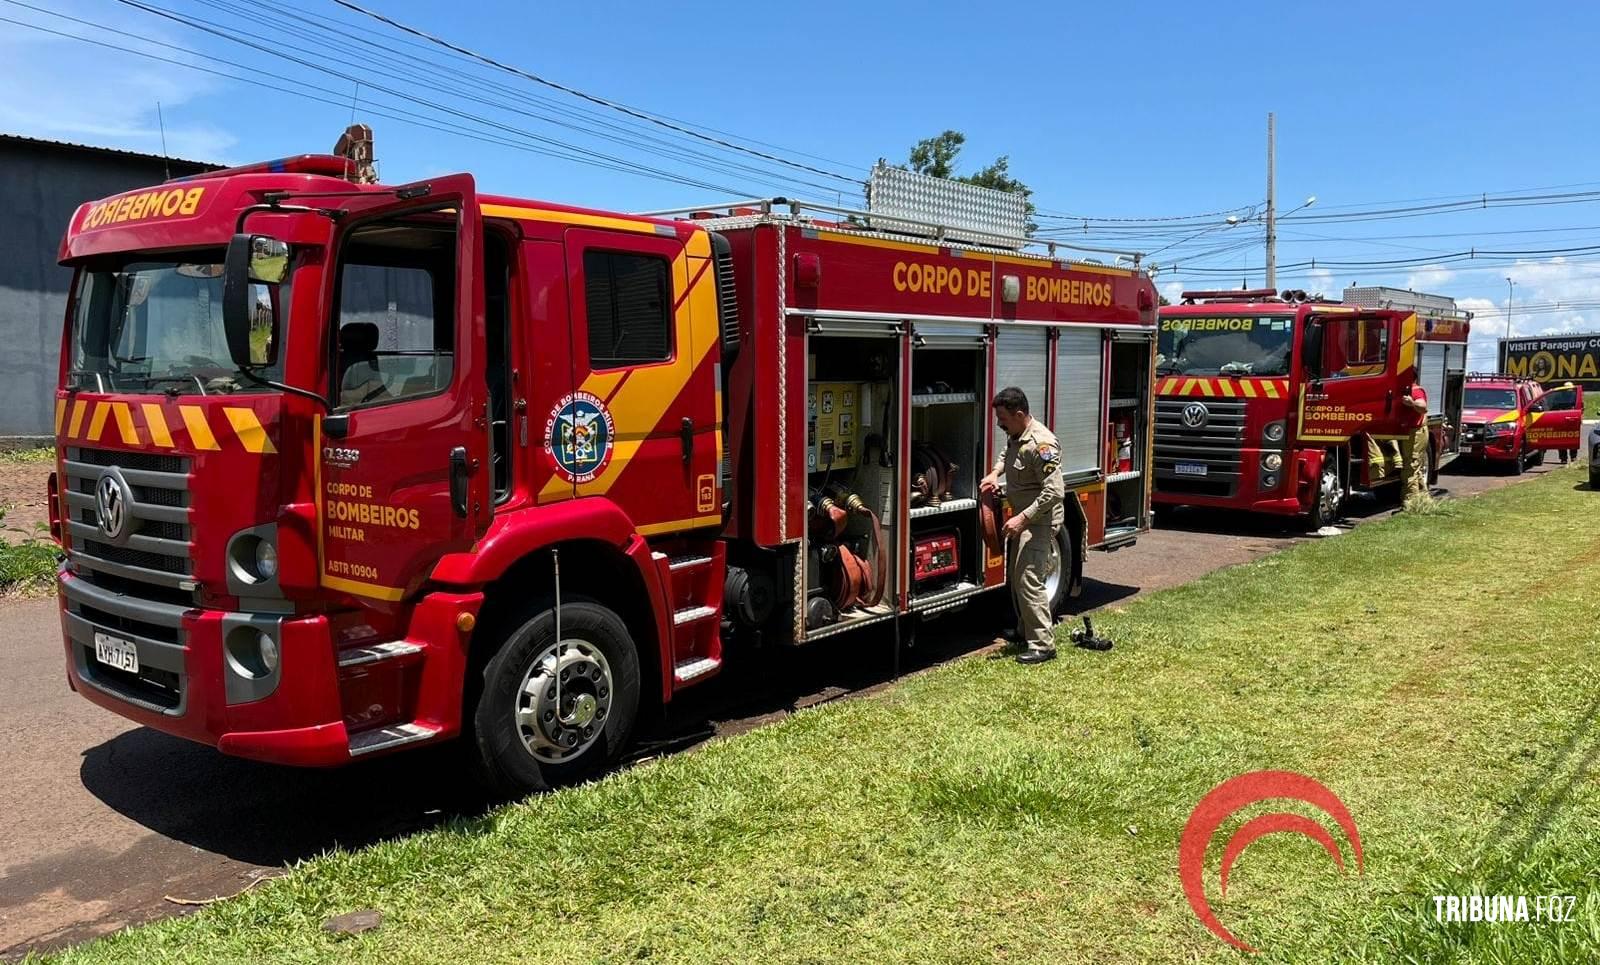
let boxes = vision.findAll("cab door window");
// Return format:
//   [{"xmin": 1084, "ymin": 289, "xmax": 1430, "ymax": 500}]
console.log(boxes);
[
  {"xmin": 583, "ymin": 249, "xmax": 673, "ymax": 369},
  {"xmin": 334, "ymin": 220, "xmax": 457, "ymax": 408},
  {"xmin": 1325, "ymin": 316, "xmax": 1387, "ymax": 378}
]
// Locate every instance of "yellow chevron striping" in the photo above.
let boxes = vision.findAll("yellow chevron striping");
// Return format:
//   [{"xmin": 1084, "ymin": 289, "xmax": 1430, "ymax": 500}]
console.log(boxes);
[
  {"xmin": 1197, "ymin": 379, "xmax": 1215, "ymax": 397},
  {"xmin": 1219, "ymin": 380, "xmax": 1236, "ymax": 398},
  {"xmin": 110, "ymin": 402, "xmax": 139, "ymax": 445},
  {"xmin": 85, "ymin": 403, "xmax": 111, "ymax": 442},
  {"xmin": 223, "ymin": 407, "xmax": 277, "ymax": 454},
  {"xmin": 67, "ymin": 400, "xmax": 88, "ymax": 439},
  {"xmin": 1241, "ymin": 380, "xmax": 1257, "ymax": 398},
  {"xmin": 179, "ymin": 405, "xmax": 219, "ymax": 450},
  {"xmin": 140, "ymin": 404, "xmax": 174, "ymax": 448},
  {"xmin": 1264, "ymin": 382, "xmax": 1281, "ymax": 399},
  {"xmin": 54, "ymin": 399, "xmax": 65, "ymax": 435}
]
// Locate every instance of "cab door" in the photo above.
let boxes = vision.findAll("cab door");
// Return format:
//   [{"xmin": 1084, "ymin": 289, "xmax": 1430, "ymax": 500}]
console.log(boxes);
[
  {"xmin": 1298, "ymin": 311, "xmax": 1400, "ymax": 443},
  {"xmin": 318, "ymin": 174, "xmax": 490, "ymax": 602},
  {"xmin": 1529, "ymin": 384, "xmax": 1583, "ymax": 453},
  {"xmin": 557, "ymin": 226, "xmax": 721, "ymax": 535}
]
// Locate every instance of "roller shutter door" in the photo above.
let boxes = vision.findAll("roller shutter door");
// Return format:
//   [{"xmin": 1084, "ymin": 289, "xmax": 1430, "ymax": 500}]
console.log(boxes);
[
  {"xmin": 1418, "ymin": 343, "xmax": 1446, "ymax": 406},
  {"xmin": 993, "ymin": 326, "xmax": 1049, "ymax": 465},
  {"xmin": 1053, "ymin": 327, "xmax": 1104, "ymax": 474}
]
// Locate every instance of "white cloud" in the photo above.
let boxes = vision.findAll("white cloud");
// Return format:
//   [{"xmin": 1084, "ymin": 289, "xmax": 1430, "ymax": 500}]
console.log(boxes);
[{"xmin": 0, "ymin": 7, "xmax": 237, "ymax": 162}]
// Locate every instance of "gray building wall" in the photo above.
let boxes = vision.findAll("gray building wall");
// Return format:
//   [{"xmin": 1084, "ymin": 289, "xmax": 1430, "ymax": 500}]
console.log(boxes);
[{"xmin": 0, "ymin": 136, "xmax": 216, "ymax": 439}]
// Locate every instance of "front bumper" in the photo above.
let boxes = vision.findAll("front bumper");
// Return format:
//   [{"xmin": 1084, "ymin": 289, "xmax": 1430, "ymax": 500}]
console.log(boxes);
[
  {"xmin": 60, "ymin": 568, "xmax": 353, "ymax": 766},
  {"xmin": 1153, "ymin": 445, "xmax": 1303, "ymax": 516},
  {"xmin": 1459, "ymin": 432, "xmax": 1520, "ymax": 462}
]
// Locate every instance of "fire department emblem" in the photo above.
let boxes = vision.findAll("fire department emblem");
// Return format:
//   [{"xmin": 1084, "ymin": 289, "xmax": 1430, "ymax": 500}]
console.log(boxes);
[
  {"xmin": 544, "ymin": 391, "xmax": 616, "ymax": 484},
  {"xmin": 1181, "ymin": 401, "xmax": 1210, "ymax": 429}
]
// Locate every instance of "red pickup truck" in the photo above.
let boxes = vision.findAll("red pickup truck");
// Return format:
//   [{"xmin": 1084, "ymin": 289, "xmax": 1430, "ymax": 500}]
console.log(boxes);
[{"xmin": 1458, "ymin": 375, "xmax": 1584, "ymax": 473}]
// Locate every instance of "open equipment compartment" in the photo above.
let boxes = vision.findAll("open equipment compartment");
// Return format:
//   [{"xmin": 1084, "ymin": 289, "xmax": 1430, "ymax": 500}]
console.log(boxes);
[
  {"xmin": 907, "ymin": 339, "xmax": 986, "ymax": 605},
  {"xmin": 803, "ymin": 332, "xmax": 899, "ymax": 636},
  {"xmin": 1105, "ymin": 335, "xmax": 1152, "ymax": 541}
]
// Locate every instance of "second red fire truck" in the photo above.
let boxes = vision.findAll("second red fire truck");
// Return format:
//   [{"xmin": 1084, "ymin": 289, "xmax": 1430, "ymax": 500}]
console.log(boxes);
[
  {"xmin": 49, "ymin": 154, "xmax": 1157, "ymax": 794},
  {"xmin": 1153, "ymin": 286, "xmax": 1470, "ymax": 527}
]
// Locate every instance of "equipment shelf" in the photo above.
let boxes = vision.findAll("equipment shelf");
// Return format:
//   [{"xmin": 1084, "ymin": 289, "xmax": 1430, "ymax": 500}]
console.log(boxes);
[
  {"xmin": 908, "ymin": 497, "xmax": 978, "ymax": 520},
  {"xmin": 910, "ymin": 392, "xmax": 976, "ymax": 407}
]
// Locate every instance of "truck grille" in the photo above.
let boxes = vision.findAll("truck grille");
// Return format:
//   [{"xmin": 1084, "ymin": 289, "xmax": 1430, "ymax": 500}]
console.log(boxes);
[
  {"xmin": 1153, "ymin": 398, "xmax": 1246, "ymax": 498},
  {"xmin": 60, "ymin": 446, "xmax": 195, "ymax": 714},
  {"xmin": 62, "ymin": 446, "xmax": 193, "ymax": 593},
  {"xmin": 1460, "ymin": 422, "xmax": 1486, "ymax": 445}
]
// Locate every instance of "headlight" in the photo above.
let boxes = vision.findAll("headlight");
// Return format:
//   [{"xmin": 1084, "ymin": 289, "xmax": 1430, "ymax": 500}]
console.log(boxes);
[
  {"xmin": 1488, "ymin": 422, "xmax": 1514, "ymax": 436},
  {"xmin": 254, "ymin": 541, "xmax": 278, "ymax": 580},
  {"xmin": 1262, "ymin": 452, "xmax": 1284, "ymax": 471},
  {"xmin": 1263, "ymin": 421, "xmax": 1286, "ymax": 443},
  {"xmin": 1261, "ymin": 472, "xmax": 1280, "ymax": 490},
  {"xmin": 258, "ymin": 632, "xmax": 280, "ymax": 673}
]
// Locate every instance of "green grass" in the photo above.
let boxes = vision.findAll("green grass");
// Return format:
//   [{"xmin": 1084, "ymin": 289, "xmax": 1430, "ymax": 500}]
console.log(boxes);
[
  {"xmin": 0, "ymin": 509, "xmax": 58, "ymax": 592},
  {"xmin": 43, "ymin": 467, "xmax": 1600, "ymax": 963},
  {"xmin": 1584, "ymin": 392, "xmax": 1600, "ymax": 420},
  {"xmin": 0, "ymin": 446, "xmax": 54, "ymax": 464}
]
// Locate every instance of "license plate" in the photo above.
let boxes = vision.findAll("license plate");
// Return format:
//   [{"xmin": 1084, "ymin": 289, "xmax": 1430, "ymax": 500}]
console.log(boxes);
[
  {"xmin": 1174, "ymin": 462, "xmax": 1209, "ymax": 477},
  {"xmin": 93, "ymin": 632, "xmax": 139, "ymax": 674}
]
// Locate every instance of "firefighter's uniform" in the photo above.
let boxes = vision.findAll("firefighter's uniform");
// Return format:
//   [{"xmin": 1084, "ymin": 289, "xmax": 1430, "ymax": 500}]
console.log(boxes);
[
  {"xmin": 1400, "ymin": 383, "xmax": 1429, "ymax": 502},
  {"xmin": 992, "ymin": 420, "xmax": 1066, "ymax": 653}
]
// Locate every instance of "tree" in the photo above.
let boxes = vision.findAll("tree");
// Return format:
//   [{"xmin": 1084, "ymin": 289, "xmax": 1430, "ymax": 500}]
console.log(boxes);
[{"xmin": 904, "ymin": 130, "xmax": 1036, "ymax": 232}]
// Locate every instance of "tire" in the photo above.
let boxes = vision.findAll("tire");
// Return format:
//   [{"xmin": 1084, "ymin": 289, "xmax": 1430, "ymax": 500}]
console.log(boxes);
[
  {"xmin": 1590, "ymin": 467, "xmax": 1600, "ymax": 491},
  {"xmin": 469, "ymin": 597, "xmax": 640, "ymax": 798},
  {"xmin": 1424, "ymin": 440, "xmax": 1437, "ymax": 488},
  {"xmin": 1045, "ymin": 524, "xmax": 1074, "ymax": 617},
  {"xmin": 1508, "ymin": 447, "xmax": 1525, "ymax": 476},
  {"xmin": 1308, "ymin": 457, "xmax": 1342, "ymax": 530}
]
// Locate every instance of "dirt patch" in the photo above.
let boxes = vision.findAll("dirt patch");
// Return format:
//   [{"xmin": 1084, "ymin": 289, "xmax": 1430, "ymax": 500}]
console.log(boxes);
[{"xmin": 0, "ymin": 459, "xmax": 53, "ymax": 540}]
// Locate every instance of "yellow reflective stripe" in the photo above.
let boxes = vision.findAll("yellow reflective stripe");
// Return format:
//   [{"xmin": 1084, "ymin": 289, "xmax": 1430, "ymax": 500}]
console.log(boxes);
[
  {"xmin": 224, "ymin": 407, "xmax": 277, "ymax": 454},
  {"xmin": 1240, "ymin": 380, "xmax": 1257, "ymax": 398},
  {"xmin": 481, "ymin": 203, "xmax": 659, "ymax": 235},
  {"xmin": 1197, "ymin": 379, "xmax": 1215, "ymax": 397},
  {"xmin": 1218, "ymin": 380, "xmax": 1236, "ymax": 397},
  {"xmin": 85, "ymin": 403, "xmax": 111, "ymax": 442},
  {"xmin": 320, "ymin": 573, "xmax": 406, "ymax": 602},
  {"xmin": 141, "ymin": 404, "xmax": 174, "ymax": 448},
  {"xmin": 179, "ymin": 405, "xmax": 219, "ymax": 450},
  {"xmin": 1264, "ymin": 381, "xmax": 1281, "ymax": 399},
  {"xmin": 110, "ymin": 402, "xmax": 139, "ymax": 445},
  {"xmin": 67, "ymin": 400, "xmax": 89, "ymax": 438},
  {"xmin": 636, "ymin": 514, "xmax": 723, "ymax": 536},
  {"xmin": 54, "ymin": 399, "xmax": 65, "ymax": 435}
]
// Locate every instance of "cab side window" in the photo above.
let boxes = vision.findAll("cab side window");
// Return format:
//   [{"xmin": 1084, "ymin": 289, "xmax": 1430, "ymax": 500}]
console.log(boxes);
[
  {"xmin": 584, "ymin": 250, "xmax": 672, "ymax": 369},
  {"xmin": 334, "ymin": 219, "xmax": 457, "ymax": 408}
]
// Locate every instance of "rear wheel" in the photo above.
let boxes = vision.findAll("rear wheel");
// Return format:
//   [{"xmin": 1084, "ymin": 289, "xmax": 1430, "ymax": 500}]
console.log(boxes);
[
  {"xmin": 1046, "ymin": 525, "xmax": 1074, "ymax": 616},
  {"xmin": 469, "ymin": 597, "xmax": 640, "ymax": 798},
  {"xmin": 1424, "ymin": 440, "xmax": 1437, "ymax": 488},
  {"xmin": 1590, "ymin": 466, "xmax": 1600, "ymax": 490},
  {"xmin": 1308, "ymin": 458, "xmax": 1342, "ymax": 529}
]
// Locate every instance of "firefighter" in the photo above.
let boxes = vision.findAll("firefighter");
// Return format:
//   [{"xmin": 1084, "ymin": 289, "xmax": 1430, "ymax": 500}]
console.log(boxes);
[
  {"xmin": 979, "ymin": 387, "xmax": 1064, "ymax": 665},
  {"xmin": 1399, "ymin": 378, "xmax": 1430, "ymax": 504}
]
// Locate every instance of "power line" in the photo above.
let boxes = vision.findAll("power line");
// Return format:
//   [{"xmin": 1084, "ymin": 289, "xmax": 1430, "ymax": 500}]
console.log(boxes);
[{"xmin": 329, "ymin": 0, "xmax": 863, "ymax": 187}]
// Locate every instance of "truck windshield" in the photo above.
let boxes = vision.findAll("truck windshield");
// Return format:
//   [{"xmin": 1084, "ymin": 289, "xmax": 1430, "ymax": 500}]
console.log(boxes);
[
  {"xmin": 1157, "ymin": 314, "xmax": 1294, "ymax": 377},
  {"xmin": 1464, "ymin": 387, "xmax": 1517, "ymax": 409},
  {"xmin": 67, "ymin": 254, "xmax": 287, "ymax": 394}
]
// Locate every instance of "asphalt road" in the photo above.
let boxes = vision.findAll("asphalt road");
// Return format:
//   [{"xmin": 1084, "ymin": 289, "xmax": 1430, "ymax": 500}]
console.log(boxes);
[{"xmin": 0, "ymin": 458, "xmax": 1578, "ymax": 958}]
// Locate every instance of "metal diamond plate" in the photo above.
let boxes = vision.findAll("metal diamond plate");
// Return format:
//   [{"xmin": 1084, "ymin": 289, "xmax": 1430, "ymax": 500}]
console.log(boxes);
[{"xmin": 866, "ymin": 163, "xmax": 1028, "ymax": 246}]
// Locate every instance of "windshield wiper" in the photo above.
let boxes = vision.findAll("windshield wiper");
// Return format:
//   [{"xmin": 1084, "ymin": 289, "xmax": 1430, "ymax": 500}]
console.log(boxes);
[
  {"xmin": 142, "ymin": 374, "xmax": 208, "ymax": 396},
  {"xmin": 1156, "ymin": 361, "xmax": 1184, "ymax": 376}
]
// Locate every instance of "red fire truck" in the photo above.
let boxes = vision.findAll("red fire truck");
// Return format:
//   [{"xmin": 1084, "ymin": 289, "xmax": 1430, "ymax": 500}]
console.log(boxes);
[
  {"xmin": 49, "ymin": 154, "xmax": 1157, "ymax": 793},
  {"xmin": 1152, "ymin": 287, "xmax": 1469, "ymax": 527}
]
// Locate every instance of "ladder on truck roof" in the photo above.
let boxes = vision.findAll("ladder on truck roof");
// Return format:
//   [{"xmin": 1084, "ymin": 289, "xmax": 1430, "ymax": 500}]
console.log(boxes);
[{"xmin": 636, "ymin": 196, "xmax": 1150, "ymax": 274}]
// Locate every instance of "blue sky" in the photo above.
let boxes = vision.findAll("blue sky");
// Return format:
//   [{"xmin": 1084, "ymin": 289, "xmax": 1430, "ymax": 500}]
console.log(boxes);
[{"xmin": 5, "ymin": 0, "xmax": 1600, "ymax": 366}]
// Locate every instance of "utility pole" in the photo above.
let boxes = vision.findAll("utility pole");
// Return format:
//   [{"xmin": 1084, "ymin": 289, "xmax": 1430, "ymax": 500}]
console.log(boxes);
[
  {"xmin": 1505, "ymin": 277, "xmax": 1515, "ymax": 340},
  {"xmin": 1265, "ymin": 111, "xmax": 1276, "ymax": 290}
]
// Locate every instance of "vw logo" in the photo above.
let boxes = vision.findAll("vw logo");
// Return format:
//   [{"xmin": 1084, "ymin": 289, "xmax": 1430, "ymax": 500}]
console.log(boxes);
[
  {"xmin": 94, "ymin": 469, "xmax": 134, "ymax": 543},
  {"xmin": 1181, "ymin": 401, "xmax": 1211, "ymax": 429}
]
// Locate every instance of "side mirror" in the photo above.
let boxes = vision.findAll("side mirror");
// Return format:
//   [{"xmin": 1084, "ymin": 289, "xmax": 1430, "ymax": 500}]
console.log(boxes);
[
  {"xmin": 223, "ymin": 233, "xmax": 289, "ymax": 369},
  {"xmin": 1302, "ymin": 318, "xmax": 1325, "ymax": 380}
]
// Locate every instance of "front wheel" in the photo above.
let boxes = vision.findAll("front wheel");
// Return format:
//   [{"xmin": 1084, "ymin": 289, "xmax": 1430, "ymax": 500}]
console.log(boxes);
[
  {"xmin": 1589, "ymin": 466, "xmax": 1600, "ymax": 490},
  {"xmin": 1308, "ymin": 458, "xmax": 1343, "ymax": 529},
  {"xmin": 470, "ymin": 598, "xmax": 641, "ymax": 798}
]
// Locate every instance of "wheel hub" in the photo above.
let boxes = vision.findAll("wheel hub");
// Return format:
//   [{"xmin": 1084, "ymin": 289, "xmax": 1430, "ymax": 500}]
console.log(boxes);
[
  {"xmin": 1319, "ymin": 465, "xmax": 1342, "ymax": 519},
  {"xmin": 515, "ymin": 638, "xmax": 613, "ymax": 763}
]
